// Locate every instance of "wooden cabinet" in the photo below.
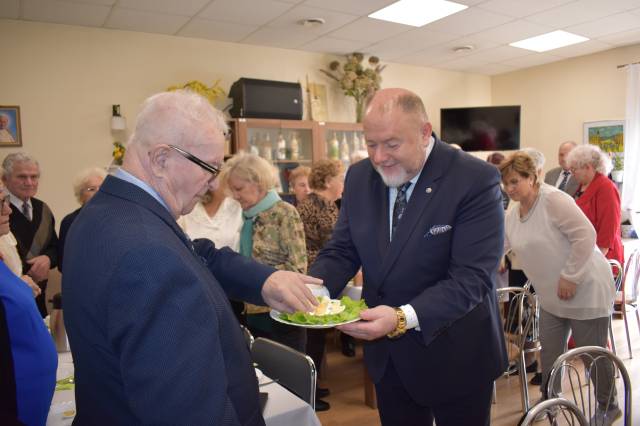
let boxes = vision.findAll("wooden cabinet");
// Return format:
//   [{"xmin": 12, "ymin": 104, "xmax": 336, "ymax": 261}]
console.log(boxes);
[{"xmin": 229, "ymin": 119, "xmax": 365, "ymax": 193}]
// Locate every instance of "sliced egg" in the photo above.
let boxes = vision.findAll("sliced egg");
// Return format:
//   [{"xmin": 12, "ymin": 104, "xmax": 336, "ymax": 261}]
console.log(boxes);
[{"xmin": 309, "ymin": 296, "xmax": 345, "ymax": 316}]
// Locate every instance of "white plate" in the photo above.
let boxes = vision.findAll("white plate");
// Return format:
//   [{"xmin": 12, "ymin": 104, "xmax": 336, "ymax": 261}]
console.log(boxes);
[{"xmin": 270, "ymin": 309, "xmax": 361, "ymax": 329}]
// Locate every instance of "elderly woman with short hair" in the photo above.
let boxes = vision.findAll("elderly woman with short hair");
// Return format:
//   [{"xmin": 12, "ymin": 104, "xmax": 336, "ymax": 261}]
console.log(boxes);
[
  {"xmin": 224, "ymin": 152, "xmax": 308, "ymax": 352},
  {"xmin": 58, "ymin": 167, "xmax": 107, "ymax": 272},
  {"xmin": 284, "ymin": 165, "xmax": 311, "ymax": 206},
  {"xmin": 567, "ymin": 144, "xmax": 623, "ymax": 266}
]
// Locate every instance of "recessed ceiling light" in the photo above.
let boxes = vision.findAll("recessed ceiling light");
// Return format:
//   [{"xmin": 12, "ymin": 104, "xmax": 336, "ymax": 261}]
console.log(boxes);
[
  {"xmin": 368, "ymin": 0, "xmax": 468, "ymax": 27},
  {"xmin": 509, "ymin": 30, "xmax": 589, "ymax": 53}
]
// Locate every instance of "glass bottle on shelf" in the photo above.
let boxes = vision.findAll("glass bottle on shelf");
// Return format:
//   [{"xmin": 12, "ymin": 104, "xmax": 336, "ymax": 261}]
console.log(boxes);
[
  {"xmin": 328, "ymin": 132, "xmax": 339, "ymax": 160},
  {"xmin": 249, "ymin": 134, "xmax": 260, "ymax": 156},
  {"xmin": 276, "ymin": 133, "xmax": 287, "ymax": 160},
  {"xmin": 290, "ymin": 132, "xmax": 299, "ymax": 160},
  {"xmin": 340, "ymin": 133, "xmax": 350, "ymax": 162},
  {"xmin": 260, "ymin": 133, "xmax": 272, "ymax": 161}
]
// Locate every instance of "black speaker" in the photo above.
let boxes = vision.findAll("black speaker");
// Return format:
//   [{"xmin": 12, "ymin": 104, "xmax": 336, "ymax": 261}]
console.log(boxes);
[{"xmin": 228, "ymin": 78, "xmax": 303, "ymax": 120}]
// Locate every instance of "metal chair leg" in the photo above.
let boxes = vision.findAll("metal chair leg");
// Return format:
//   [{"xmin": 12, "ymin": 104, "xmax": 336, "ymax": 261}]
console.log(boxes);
[
  {"xmin": 492, "ymin": 381, "xmax": 497, "ymax": 404},
  {"xmin": 622, "ymin": 307, "xmax": 633, "ymax": 358},
  {"xmin": 609, "ymin": 318, "xmax": 617, "ymax": 356},
  {"xmin": 518, "ymin": 351, "xmax": 530, "ymax": 412}
]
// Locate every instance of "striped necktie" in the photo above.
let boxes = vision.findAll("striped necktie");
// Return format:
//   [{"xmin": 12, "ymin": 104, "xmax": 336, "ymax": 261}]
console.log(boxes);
[
  {"xmin": 391, "ymin": 182, "xmax": 411, "ymax": 240},
  {"xmin": 558, "ymin": 171, "xmax": 570, "ymax": 192},
  {"xmin": 22, "ymin": 202, "xmax": 31, "ymax": 221}
]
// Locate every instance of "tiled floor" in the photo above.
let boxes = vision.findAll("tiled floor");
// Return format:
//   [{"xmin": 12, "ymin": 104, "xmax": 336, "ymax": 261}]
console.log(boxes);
[{"xmin": 316, "ymin": 315, "xmax": 639, "ymax": 425}]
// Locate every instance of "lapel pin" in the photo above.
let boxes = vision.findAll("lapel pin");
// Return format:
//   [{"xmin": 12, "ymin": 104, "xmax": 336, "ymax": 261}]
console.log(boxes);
[{"xmin": 426, "ymin": 187, "xmax": 432, "ymax": 193}]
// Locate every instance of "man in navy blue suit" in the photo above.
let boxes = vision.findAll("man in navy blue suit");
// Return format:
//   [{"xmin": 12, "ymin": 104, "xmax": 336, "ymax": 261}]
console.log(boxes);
[
  {"xmin": 63, "ymin": 91, "xmax": 319, "ymax": 425},
  {"xmin": 309, "ymin": 88, "xmax": 508, "ymax": 425}
]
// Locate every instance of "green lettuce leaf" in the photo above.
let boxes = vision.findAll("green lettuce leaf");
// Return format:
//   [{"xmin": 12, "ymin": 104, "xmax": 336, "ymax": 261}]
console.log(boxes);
[{"xmin": 279, "ymin": 296, "xmax": 367, "ymax": 325}]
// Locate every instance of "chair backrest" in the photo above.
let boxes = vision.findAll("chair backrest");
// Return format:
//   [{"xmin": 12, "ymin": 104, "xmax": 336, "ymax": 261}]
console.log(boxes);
[
  {"xmin": 496, "ymin": 286, "xmax": 539, "ymax": 368},
  {"xmin": 519, "ymin": 398, "xmax": 589, "ymax": 426},
  {"xmin": 607, "ymin": 259, "xmax": 623, "ymax": 292},
  {"xmin": 240, "ymin": 325, "xmax": 254, "ymax": 349},
  {"xmin": 250, "ymin": 337, "xmax": 316, "ymax": 408},
  {"xmin": 546, "ymin": 346, "xmax": 632, "ymax": 426},
  {"xmin": 622, "ymin": 249, "xmax": 640, "ymax": 302}
]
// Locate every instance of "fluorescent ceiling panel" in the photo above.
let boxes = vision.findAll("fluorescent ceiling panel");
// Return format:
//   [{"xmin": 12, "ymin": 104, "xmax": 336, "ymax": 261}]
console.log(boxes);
[
  {"xmin": 509, "ymin": 30, "xmax": 588, "ymax": 52},
  {"xmin": 368, "ymin": 0, "xmax": 468, "ymax": 27}
]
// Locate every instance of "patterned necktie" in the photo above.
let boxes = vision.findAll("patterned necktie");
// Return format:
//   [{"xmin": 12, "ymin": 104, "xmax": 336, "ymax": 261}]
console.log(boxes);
[
  {"xmin": 558, "ymin": 171, "xmax": 570, "ymax": 192},
  {"xmin": 391, "ymin": 182, "xmax": 411, "ymax": 240},
  {"xmin": 22, "ymin": 202, "xmax": 31, "ymax": 221}
]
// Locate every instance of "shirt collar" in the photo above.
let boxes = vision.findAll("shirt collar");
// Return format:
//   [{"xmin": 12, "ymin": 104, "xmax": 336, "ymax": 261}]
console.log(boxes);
[
  {"xmin": 7, "ymin": 192, "xmax": 31, "ymax": 210},
  {"xmin": 113, "ymin": 167, "xmax": 170, "ymax": 212}
]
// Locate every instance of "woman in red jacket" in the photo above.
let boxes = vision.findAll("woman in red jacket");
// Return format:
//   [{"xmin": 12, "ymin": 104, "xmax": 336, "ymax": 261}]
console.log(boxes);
[{"xmin": 567, "ymin": 144, "xmax": 624, "ymax": 267}]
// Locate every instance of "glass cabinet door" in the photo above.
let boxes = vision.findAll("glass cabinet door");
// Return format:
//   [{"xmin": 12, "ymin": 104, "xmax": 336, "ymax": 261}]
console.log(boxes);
[
  {"xmin": 319, "ymin": 122, "xmax": 366, "ymax": 167},
  {"xmin": 232, "ymin": 119, "xmax": 316, "ymax": 194}
]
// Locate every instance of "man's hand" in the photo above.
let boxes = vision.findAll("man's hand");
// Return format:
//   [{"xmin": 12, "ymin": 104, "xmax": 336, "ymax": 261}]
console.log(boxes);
[
  {"xmin": 261, "ymin": 271, "xmax": 321, "ymax": 313},
  {"xmin": 557, "ymin": 277, "xmax": 577, "ymax": 300},
  {"xmin": 20, "ymin": 275, "xmax": 41, "ymax": 297},
  {"xmin": 337, "ymin": 305, "xmax": 397, "ymax": 341},
  {"xmin": 26, "ymin": 255, "xmax": 51, "ymax": 282}
]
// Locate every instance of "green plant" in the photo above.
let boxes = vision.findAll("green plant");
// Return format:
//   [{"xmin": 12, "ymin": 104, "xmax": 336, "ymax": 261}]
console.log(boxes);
[
  {"xmin": 612, "ymin": 154, "xmax": 624, "ymax": 171},
  {"xmin": 167, "ymin": 80, "xmax": 226, "ymax": 105},
  {"xmin": 320, "ymin": 53, "xmax": 385, "ymax": 122}
]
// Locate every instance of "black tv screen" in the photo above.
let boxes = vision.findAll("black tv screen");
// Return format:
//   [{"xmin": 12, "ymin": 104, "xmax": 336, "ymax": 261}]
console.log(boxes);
[{"xmin": 440, "ymin": 106, "xmax": 520, "ymax": 151}]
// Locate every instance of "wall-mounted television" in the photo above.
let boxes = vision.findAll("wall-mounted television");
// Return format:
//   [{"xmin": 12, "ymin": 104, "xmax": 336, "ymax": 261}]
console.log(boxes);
[{"xmin": 440, "ymin": 105, "xmax": 521, "ymax": 151}]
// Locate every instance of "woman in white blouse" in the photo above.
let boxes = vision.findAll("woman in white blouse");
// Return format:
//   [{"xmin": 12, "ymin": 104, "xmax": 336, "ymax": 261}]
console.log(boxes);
[
  {"xmin": 500, "ymin": 152, "xmax": 619, "ymax": 423},
  {"xmin": 178, "ymin": 174, "xmax": 243, "ymax": 252}
]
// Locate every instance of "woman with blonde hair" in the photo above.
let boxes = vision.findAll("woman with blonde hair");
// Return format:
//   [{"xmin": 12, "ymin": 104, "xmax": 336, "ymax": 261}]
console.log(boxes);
[
  {"xmin": 500, "ymin": 151, "xmax": 619, "ymax": 423},
  {"xmin": 224, "ymin": 152, "xmax": 308, "ymax": 352}
]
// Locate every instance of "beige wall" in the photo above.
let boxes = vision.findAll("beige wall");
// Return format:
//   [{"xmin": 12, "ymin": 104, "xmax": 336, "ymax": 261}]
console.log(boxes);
[
  {"xmin": 492, "ymin": 43, "xmax": 640, "ymax": 172},
  {"xmin": 0, "ymin": 19, "xmax": 490, "ymax": 222}
]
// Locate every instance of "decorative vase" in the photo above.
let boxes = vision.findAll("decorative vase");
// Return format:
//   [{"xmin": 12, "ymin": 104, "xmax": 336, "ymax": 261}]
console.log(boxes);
[{"xmin": 355, "ymin": 98, "xmax": 365, "ymax": 123}]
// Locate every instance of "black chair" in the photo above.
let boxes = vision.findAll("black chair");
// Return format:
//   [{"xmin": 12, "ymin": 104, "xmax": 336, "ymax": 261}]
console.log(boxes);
[
  {"xmin": 250, "ymin": 337, "xmax": 317, "ymax": 409},
  {"xmin": 546, "ymin": 346, "xmax": 632, "ymax": 425},
  {"xmin": 519, "ymin": 397, "xmax": 588, "ymax": 425}
]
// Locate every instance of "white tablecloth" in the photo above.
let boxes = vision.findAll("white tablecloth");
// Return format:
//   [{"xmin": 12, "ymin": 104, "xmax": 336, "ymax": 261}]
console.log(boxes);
[{"xmin": 48, "ymin": 352, "xmax": 320, "ymax": 426}]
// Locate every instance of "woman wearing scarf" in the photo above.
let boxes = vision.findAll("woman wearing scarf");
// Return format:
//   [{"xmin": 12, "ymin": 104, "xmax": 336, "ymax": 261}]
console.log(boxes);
[{"xmin": 224, "ymin": 152, "xmax": 308, "ymax": 352}]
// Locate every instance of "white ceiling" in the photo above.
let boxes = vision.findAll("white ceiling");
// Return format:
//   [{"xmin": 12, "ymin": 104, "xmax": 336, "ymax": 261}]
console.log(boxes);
[{"xmin": 3, "ymin": 0, "xmax": 640, "ymax": 75}]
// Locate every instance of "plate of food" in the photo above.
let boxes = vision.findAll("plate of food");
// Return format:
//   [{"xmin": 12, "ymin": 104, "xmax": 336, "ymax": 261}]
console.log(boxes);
[{"xmin": 270, "ymin": 296, "xmax": 367, "ymax": 329}]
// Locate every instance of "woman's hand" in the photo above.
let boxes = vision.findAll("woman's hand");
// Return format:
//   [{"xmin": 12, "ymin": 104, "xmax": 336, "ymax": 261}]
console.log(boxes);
[{"xmin": 557, "ymin": 277, "xmax": 577, "ymax": 300}]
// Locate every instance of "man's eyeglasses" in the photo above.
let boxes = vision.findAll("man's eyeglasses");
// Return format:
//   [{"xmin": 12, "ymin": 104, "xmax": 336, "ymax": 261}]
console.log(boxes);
[{"xmin": 168, "ymin": 145, "xmax": 220, "ymax": 178}]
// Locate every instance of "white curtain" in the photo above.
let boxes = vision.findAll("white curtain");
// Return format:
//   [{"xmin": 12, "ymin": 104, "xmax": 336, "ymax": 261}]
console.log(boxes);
[{"xmin": 622, "ymin": 64, "xmax": 640, "ymax": 212}]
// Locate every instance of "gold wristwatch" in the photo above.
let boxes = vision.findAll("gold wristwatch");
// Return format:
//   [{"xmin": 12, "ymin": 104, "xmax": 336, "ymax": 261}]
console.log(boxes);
[{"xmin": 387, "ymin": 307, "xmax": 407, "ymax": 339}]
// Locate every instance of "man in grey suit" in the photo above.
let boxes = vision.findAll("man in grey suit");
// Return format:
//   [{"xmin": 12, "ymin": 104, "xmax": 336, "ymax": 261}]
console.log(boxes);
[{"xmin": 544, "ymin": 141, "xmax": 579, "ymax": 195}]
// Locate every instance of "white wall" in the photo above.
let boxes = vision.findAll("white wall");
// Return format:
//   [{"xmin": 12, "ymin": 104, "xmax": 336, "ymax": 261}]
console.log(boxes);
[
  {"xmin": 492, "ymin": 43, "xmax": 640, "ymax": 172},
  {"xmin": 0, "ymin": 19, "xmax": 491, "ymax": 221}
]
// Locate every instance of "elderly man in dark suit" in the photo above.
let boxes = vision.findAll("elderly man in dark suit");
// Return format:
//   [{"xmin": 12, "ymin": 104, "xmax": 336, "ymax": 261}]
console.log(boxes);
[
  {"xmin": 63, "ymin": 91, "xmax": 319, "ymax": 425},
  {"xmin": 309, "ymin": 88, "xmax": 507, "ymax": 426},
  {"xmin": 1, "ymin": 153, "xmax": 58, "ymax": 318},
  {"xmin": 544, "ymin": 140, "xmax": 579, "ymax": 195}
]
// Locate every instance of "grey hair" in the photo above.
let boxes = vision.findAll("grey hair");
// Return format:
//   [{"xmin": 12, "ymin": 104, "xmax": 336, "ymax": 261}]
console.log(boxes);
[
  {"xmin": 566, "ymin": 144, "xmax": 612, "ymax": 175},
  {"xmin": 2, "ymin": 152, "xmax": 39, "ymax": 178},
  {"xmin": 522, "ymin": 148, "xmax": 546, "ymax": 172},
  {"xmin": 72, "ymin": 167, "xmax": 107, "ymax": 203},
  {"xmin": 365, "ymin": 90, "xmax": 430, "ymax": 123},
  {"xmin": 222, "ymin": 151, "xmax": 277, "ymax": 193},
  {"xmin": 560, "ymin": 140, "xmax": 577, "ymax": 150},
  {"xmin": 128, "ymin": 90, "xmax": 228, "ymax": 150},
  {"xmin": 0, "ymin": 113, "xmax": 10, "ymax": 124}
]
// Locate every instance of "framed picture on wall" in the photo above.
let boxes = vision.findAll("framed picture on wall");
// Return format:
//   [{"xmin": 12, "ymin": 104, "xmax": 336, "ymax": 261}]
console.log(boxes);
[
  {"xmin": 0, "ymin": 106, "xmax": 22, "ymax": 147},
  {"xmin": 583, "ymin": 120, "xmax": 624, "ymax": 151}
]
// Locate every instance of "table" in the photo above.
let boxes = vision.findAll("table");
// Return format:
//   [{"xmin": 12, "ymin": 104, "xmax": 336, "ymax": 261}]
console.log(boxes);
[{"xmin": 48, "ymin": 352, "xmax": 320, "ymax": 426}]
